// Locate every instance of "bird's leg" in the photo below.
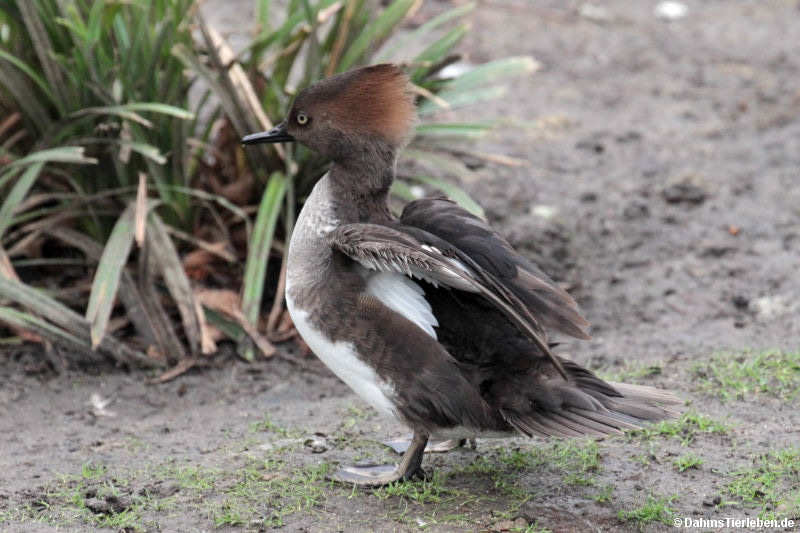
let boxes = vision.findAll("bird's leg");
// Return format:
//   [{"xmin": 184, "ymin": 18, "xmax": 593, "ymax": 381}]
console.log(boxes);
[
  {"xmin": 330, "ymin": 431, "xmax": 429, "ymax": 487},
  {"xmin": 383, "ymin": 435, "xmax": 467, "ymax": 454}
]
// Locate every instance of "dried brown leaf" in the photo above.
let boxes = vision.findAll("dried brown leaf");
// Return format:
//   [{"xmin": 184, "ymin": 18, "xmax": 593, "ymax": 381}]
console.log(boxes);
[
  {"xmin": 195, "ymin": 288, "xmax": 276, "ymax": 357},
  {"xmin": 135, "ymin": 173, "xmax": 147, "ymax": 246}
]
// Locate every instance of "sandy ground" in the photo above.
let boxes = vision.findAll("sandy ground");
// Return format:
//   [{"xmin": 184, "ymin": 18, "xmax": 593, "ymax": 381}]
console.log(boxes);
[{"xmin": 2, "ymin": 1, "xmax": 800, "ymax": 531}]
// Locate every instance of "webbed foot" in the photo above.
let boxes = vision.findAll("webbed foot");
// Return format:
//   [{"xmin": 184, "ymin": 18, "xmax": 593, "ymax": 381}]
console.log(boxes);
[{"xmin": 330, "ymin": 431, "xmax": 429, "ymax": 487}]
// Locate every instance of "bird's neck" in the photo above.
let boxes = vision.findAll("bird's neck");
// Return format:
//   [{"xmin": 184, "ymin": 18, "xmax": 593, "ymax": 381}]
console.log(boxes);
[{"xmin": 326, "ymin": 146, "xmax": 396, "ymax": 223}]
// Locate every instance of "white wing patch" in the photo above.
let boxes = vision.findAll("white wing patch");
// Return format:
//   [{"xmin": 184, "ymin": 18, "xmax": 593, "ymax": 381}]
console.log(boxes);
[{"xmin": 365, "ymin": 272, "xmax": 439, "ymax": 339}]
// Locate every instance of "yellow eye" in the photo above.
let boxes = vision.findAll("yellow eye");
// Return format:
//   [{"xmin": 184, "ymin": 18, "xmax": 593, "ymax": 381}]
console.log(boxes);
[{"xmin": 296, "ymin": 112, "xmax": 309, "ymax": 125}]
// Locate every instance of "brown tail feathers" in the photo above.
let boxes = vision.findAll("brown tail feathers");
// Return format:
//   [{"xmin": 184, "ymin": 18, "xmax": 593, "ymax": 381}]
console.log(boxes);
[{"xmin": 499, "ymin": 358, "xmax": 682, "ymax": 438}]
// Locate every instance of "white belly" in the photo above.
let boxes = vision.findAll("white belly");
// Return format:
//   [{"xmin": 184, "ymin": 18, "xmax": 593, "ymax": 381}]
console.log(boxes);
[{"xmin": 286, "ymin": 293, "xmax": 399, "ymax": 420}]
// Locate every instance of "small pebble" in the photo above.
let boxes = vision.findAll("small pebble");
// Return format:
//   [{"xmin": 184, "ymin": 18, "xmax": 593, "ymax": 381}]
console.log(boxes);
[
  {"xmin": 663, "ymin": 182, "xmax": 707, "ymax": 205},
  {"xmin": 304, "ymin": 434, "xmax": 328, "ymax": 454}
]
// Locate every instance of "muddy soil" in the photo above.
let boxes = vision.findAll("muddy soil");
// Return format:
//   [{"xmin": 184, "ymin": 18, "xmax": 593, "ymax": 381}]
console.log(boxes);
[{"xmin": 2, "ymin": 1, "xmax": 799, "ymax": 532}]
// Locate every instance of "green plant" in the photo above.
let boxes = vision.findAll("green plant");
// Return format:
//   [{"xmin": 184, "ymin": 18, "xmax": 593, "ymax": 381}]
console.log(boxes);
[
  {"xmin": 617, "ymin": 494, "xmax": 677, "ymax": 528},
  {"xmin": 673, "ymin": 453, "xmax": 703, "ymax": 472},
  {"xmin": 692, "ymin": 349, "xmax": 800, "ymax": 402},
  {"xmin": 0, "ymin": 0, "xmax": 212, "ymax": 366},
  {"xmin": 0, "ymin": 0, "xmax": 537, "ymax": 371},
  {"xmin": 628, "ymin": 411, "xmax": 730, "ymax": 445},
  {"xmin": 726, "ymin": 448, "xmax": 800, "ymax": 519}
]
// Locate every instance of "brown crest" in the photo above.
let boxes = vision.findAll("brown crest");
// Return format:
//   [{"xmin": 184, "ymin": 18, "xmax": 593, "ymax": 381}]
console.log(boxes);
[{"xmin": 295, "ymin": 64, "xmax": 416, "ymax": 146}]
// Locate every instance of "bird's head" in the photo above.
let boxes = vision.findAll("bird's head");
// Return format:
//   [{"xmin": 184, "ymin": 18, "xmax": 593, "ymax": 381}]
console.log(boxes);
[{"xmin": 243, "ymin": 64, "xmax": 416, "ymax": 168}]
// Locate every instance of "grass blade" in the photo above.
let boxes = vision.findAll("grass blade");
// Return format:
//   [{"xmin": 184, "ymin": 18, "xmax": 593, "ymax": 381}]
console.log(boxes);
[
  {"xmin": 337, "ymin": 0, "xmax": 416, "ymax": 72},
  {"xmin": 0, "ymin": 162, "xmax": 44, "ymax": 240},
  {"xmin": 146, "ymin": 213, "xmax": 202, "ymax": 356},
  {"xmin": 71, "ymin": 103, "xmax": 195, "ymax": 126},
  {"xmin": 0, "ymin": 49, "xmax": 56, "ymax": 105},
  {"xmin": 45, "ymin": 226, "xmax": 161, "ymax": 351},
  {"xmin": 403, "ymin": 174, "xmax": 484, "ymax": 218},
  {"xmin": 240, "ymin": 172, "xmax": 286, "ymax": 361},
  {"xmin": 0, "ymin": 306, "xmax": 89, "ymax": 353},
  {"xmin": 121, "ymin": 142, "xmax": 167, "ymax": 165},
  {"xmin": 0, "ymin": 275, "xmax": 158, "ymax": 367},
  {"xmin": 6, "ymin": 146, "xmax": 98, "ymax": 169},
  {"xmin": 418, "ymin": 86, "xmax": 507, "ymax": 115},
  {"xmin": 411, "ymin": 24, "xmax": 468, "ymax": 81},
  {"xmin": 445, "ymin": 56, "xmax": 540, "ymax": 91},
  {"xmin": 86, "ymin": 203, "xmax": 137, "ymax": 348},
  {"xmin": 414, "ymin": 122, "xmax": 492, "ymax": 139},
  {"xmin": 376, "ymin": 2, "xmax": 475, "ymax": 63},
  {"xmin": 0, "ymin": 60, "xmax": 52, "ymax": 132},
  {"xmin": 17, "ymin": 1, "xmax": 68, "ymax": 113}
]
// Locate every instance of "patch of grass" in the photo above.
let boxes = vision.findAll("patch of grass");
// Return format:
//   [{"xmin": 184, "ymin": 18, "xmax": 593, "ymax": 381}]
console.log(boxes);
[
  {"xmin": 673, "ymin": 453, "xmax": 703, "ymax": 472},
  {"xmin": 22, "ymin": 470, "xmax": 152, "ymax": 531},
  {"xmin": 692, "ymin": 350, "xmax": 800, "ymax": 402},
  {"xmin": 79, "ymin": 462, "xmax": 107, "ymax": 480},
  {"xmin": 170, "ymin": 465, "xmax": 217, "ymax": 490},
  {"xmin": 593, "ymin": 484, "xmax": 615, "ymax": 503},
  {"xmin": 447, "ymin": 439, "xmax": 602, "ymax": 524},
  {"xmin": 368, "ymin": 469, "xmax": 486, "ymax": 529},
  {"xmin": 373, "ymin": 470, "xmax": 456, "ymax": 505},
  {"xmin": 491, "ymin": 439, "xmax": 601, "ymax": 484},
  {"xmin": 617, "ymin": 494, "xmax": 677, "ymax": 528},
  {"xmin": 726, "ymin": 447, "xmax": 800, "ymax": 519},
  {"xmin": 599, "ymin": 363, "xmax": 663, "ymax": 383},
  {"xmin": 8, "ymin": 453, "xmax": 339, "ymax": 531},
  {"xmin": 249, "ymin": 415, "xmax": 302, "ymax": 438},
  {"xmin": 628, "ymin": 411, "xmax": 730, "ymax": 445},
  {"xmin": 552, "ymin": 440, "xmax": 601, "ymax": 486},
  {"xmin": 212, "ymin": 459, "xmax": 333, "ymax": 528}
]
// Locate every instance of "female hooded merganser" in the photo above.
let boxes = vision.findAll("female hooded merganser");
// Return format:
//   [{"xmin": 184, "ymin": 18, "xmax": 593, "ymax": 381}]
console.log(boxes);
[{"xmin": 243, "ymin": 64, "xmax": 680, "ymax": 486}]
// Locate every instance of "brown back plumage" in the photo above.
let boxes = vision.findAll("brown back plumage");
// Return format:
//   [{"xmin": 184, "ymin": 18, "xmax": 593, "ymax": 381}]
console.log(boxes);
[{"xmin": 293, "ymin": 64, "xmax": 416, "ymax": 146}]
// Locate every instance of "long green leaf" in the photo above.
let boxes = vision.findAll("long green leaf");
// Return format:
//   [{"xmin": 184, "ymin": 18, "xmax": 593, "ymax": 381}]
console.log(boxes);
[
  {"xmin": 122, "ymin": 141, "xmax": 167, "ymax": 164},
  {"xmin": 0, "ymin": 49, "xmax": 56, "ymax": 105},
  {"xmin": 418, "ymin": 86, "xmax": 507, "ymax": 115},
  {"xmin": 85, "ymin": 203, "xmax": 137, "ymax": 348},
  {"xmin": 0, "ymin": 306, "xmax": 89, "ymax": 352},
  {"xmin": 71, "ymin": 106, "xmax": 154, "ymax": 127},
  {"xmin": 446, "ymin": 56, "xmax": 540, "ymax": 90},
  {"xmin": 0, "ymin": 275, "xmax": 87, "ymax": 337},
  {"xmin": 0, "ymin": 162, "xmax": 44, "ymax": 240},
  {"xmin": 73, "ymin": 102, "xmax": 195, "ymax": 123},
  {"xmin": 376, "ymin": 2, "xmax": 475, "ymax": 63},
  {"xmin": 0, "ymin": 275, "xmax": 160, "ymax": 367},
  {"xmin": 6, "ymin": 146, "xmax": 98, "ymax": 169},
  {"xmin": 411, "ymin": 24, "xmax": 468, "ymax": 81},
  {"xmin": 0, "ymin": 61, "xmax": 52, "ymax": 131},
  {"xmin": 240, "ymin": 172, "xmax": 287, "ymax": 361},
  {"xmin": 17, "ymin": 1, "xmax": 68, "ymax": 114},
  {"xmin": 404, "ymin": 174, "xmax": 484, "ymax": 218},
  {"xmin": 389, "ymin": 179, "xmax": 417, "ymax": 202},
  {"xmin": 337, "ymin": 0, "xmax": 415, "ymax": 72},
  {"xmin": 414, "ymin": 122, "xmax": 492, "ymax": 139},
  {"xmin": 146, "ymin": 212, "xmax": 202, "ymax": 357}
]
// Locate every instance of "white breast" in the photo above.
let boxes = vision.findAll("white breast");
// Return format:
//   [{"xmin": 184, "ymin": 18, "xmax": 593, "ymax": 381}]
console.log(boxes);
[{"xmin": 286, "ymin": 293, "xmax": 399, "ymax": 420}]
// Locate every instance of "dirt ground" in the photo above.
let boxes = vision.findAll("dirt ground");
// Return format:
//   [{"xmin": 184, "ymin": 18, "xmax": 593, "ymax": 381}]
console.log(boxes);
[{"xmin": 2, "ymin": 1, "xmax": 800, "ymax": 531}]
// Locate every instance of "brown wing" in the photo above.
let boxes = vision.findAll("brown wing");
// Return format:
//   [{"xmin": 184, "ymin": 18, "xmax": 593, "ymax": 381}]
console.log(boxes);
[
  {"xmin": 328, "ymin": 219, "xmax": 681, "ymax": 437},
  {"xmin": 327, "ymin": 222, "xmax": 571, "ymax": 380},
  {"xmin": 401, "ymin": 196, "xmax": 590, "ymax": 340}
]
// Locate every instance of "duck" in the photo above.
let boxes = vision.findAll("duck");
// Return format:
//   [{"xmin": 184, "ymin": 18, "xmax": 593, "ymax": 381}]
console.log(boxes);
[{"xmin": 243, "ymin": 64, "xmax": 680, "ymax": 486}]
